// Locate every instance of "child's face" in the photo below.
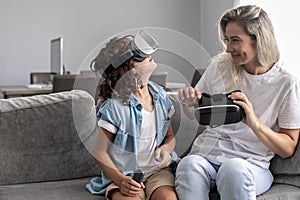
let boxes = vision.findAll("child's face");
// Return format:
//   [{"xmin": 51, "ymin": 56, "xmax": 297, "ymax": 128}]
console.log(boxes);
[
  {"xmin": 132, "ymin": 55, "xmax": 157, "ymax": 83},
  {"xmin": 133, "ymin": 55, "xmax": 155, "ymax": 67}
]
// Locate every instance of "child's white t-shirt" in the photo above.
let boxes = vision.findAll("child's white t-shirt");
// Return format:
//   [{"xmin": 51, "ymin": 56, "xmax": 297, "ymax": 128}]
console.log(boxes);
[{"xmin": 100, "ymin": 108, "xmax": 160, "ymax": 179}]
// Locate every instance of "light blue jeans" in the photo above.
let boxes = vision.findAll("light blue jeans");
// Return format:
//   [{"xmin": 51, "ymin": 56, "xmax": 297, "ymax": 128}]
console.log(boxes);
[{"xmin": 175, "ymin": 155, "xmax": 273, "ymax": 200}]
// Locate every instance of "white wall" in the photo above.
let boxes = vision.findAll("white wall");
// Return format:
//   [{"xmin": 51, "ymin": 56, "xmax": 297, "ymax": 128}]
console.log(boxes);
[
  {"xmin": 238, "ymin": 0, "xmax": 300, "ymax": 78},
  {"xmin": 200, "ymin": 0, "xmax": 233, "ymax": 56},
  {"xmin": 0, "ymin": 0, "xmax": 234, "ymax": 85}
]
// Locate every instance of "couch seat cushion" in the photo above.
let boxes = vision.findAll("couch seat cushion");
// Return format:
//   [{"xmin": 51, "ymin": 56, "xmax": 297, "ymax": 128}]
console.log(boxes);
[
  {"xmin": 257, "ymin": 184, "xmax": 300, "ymax": 200},
  {"xmin": 0, "ymin": 177, "xmax": 104, "ymax": 200}
]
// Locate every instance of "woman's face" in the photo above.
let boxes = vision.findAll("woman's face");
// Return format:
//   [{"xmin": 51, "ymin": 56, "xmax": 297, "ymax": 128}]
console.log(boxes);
[{"xmin": 224, "ymin": 22, "xmax": 258, "ymax": 67}]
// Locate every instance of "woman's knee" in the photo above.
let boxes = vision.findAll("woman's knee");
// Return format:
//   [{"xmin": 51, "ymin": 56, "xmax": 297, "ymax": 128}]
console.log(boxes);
[
  {"xmin": 217, "ymin": 158, "xmax": 255, "ymax": 186},
  {"xmin": 220, "ymin": 158, "xmax": 252, "ymax": 175},
  {"xmin": 177, "ymin": 155, "xmax": 207, "ymax": 172},
  {"xmin": 176, "ymin": 155, "xmax": 214, "ymax": 186}
]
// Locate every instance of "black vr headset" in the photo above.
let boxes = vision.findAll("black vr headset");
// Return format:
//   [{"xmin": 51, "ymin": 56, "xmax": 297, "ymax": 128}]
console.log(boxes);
[
  {"xmin": 90, "ymin": 30, "xmax": 159, "ymax": 77},
  {"xmin": 194, "ymin": 90, "xmax": 245, "ymax": 127}
]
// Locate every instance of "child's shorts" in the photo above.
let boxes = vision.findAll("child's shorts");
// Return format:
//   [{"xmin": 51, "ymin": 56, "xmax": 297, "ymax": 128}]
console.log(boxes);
[{"xmin": 105, "ymin": 169, "xmax": 175, "ymax": 200}]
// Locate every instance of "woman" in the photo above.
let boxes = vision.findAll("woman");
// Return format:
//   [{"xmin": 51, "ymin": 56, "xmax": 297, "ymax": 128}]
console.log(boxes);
[
  {"xmin": 86, "ymin": 32, "xmax": 178, "ymax": 200},
  {"xmin": 175, "ymin": 5, "xmax": 300, "ymax": 200}
]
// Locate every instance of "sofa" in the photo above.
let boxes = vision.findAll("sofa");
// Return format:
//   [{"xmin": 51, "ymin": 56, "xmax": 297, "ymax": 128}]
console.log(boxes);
[
  {"xmin": 0, "ymin": 89, "xmax": 299, "ymax": 200},
  {"xmin": 0, "ymin": 90, "xmax": 100, "ymax": 200}
]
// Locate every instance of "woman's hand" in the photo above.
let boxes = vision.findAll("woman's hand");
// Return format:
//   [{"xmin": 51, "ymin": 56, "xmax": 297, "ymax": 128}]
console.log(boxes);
[
  {"xmin": 118, "ymin": 175, "xmax": 145, "ymax": 196},
  {"xmin": 229, "ymin": 91, "xmax": 300, "ymax": 158},
  {"xmin": 155, "ymin": 148, "xmax": 172, "ymax": 169},
  {"xmin": 228, "ymin": 91, "xmax": 259, "ymax": 129},
  {"xmin": 178, "ymin": 87, "xmax": 202, "ymax": 107}
]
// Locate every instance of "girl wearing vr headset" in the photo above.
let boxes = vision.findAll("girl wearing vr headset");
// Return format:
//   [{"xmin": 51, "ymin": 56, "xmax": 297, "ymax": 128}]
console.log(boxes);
[
  {"xmin": 86, "ymin": 31, "xmax": 179, "ymax": 200},
  {"xmin": 175, "ymin": 5, "xmax": 300, "ymax": 200}
]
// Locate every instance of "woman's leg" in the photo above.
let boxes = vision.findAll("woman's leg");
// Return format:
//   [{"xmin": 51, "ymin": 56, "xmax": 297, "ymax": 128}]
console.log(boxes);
[
  {"xmin": 175, "ymin": 155, "xmax": 217, "ymax": 200},
  {"xmin": 216, "ymin": 158, "xmax": 273, "ymax": 200}
]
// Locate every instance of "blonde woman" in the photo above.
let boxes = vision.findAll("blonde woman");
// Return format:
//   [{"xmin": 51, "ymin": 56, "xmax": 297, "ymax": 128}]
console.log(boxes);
[{"xmin": 175, "ymin": 5, "xmax": 300, "ymax": 200}]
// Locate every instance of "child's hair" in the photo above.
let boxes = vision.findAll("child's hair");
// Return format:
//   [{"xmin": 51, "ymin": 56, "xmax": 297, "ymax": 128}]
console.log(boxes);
[{"xmin": 93, "ymin": 36, "xmax": 143, "ymax": 104}]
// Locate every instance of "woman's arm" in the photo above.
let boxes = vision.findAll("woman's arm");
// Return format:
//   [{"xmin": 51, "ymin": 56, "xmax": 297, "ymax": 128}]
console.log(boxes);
[
  {"xmin": 178, "ymin": 87, "xmax": 202, "ymax": 119},
  {"xmin": 252, "ymin": 125, "xmax": 299, "ymax": 158},
  {"xmin": 229, "ymin": 91, "xmax": 300, "ymax": 158},
  {"xmin": 94, "ymin": 128, "xmax": 144, "ymax": 196}
]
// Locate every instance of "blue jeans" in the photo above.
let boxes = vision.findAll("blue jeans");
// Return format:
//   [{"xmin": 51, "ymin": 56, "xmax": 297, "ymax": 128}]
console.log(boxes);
[{"xmin": 175, "ymin": 155, "xmax": 273, "ymax": 200}]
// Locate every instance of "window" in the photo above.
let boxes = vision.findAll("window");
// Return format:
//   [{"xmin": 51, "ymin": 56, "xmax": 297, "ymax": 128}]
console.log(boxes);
[{"xmin": 236, "ymin": 0, "xmax": 300, "ymax": 77}]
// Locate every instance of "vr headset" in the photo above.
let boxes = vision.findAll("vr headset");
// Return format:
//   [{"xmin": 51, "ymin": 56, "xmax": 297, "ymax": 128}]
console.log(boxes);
[
  {"xmin": 194, "ymin": 90, "xmax": 245, "ymax": 127},
  {"xmin": 90, "ymin": 30, "xmax": 159, "ymax": 77}
]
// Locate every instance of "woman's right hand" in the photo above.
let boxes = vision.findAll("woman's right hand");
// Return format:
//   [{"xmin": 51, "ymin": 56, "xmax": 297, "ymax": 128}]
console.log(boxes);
[
  {"xmin": 118, "ymin": 175, "xmax": 145, "ymax": 196},
  {"xmin": 178, "ymin": 87, "xmax": 202, "ymax": 107}
]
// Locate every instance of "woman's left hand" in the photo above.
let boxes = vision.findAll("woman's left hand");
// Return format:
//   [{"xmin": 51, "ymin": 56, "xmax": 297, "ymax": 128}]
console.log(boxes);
[
  {"xmin": 228, "ymin": 91, "xmax": 260, "ymax": 129},
  {"xmin": 154, "ymin": 149, "xmax": 172, "ymax": 169}
]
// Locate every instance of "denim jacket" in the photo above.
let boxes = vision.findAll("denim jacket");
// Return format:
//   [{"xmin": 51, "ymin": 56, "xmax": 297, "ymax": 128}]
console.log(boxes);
[{"xmin": 86, "ymin": 81, "xmax": 179, "ymax": 195}]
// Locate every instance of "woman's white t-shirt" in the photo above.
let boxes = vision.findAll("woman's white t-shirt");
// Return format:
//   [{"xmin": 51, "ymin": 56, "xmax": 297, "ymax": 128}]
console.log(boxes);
[{"xmin": 192, "ymin": 61, "xmax": 300, "ymax": 168}]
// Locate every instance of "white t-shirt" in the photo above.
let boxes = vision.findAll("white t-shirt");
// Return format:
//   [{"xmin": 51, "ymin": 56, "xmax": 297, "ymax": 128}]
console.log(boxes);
[
  {"xmin": 100, "ymin": 108, "xmax": 160, "ymax": 179},
  {"xmin": 136, "ymin": 109, "xmax": 160, "ymax": 179},
  {"xmin": 191, "ymin": 60, "xmax": 300, "ymax": 169}
]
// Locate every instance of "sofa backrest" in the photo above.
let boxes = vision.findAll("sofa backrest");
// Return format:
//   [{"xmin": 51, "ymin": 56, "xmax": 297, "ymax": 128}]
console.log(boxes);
[
  {"xmin": 52, "ymin": 74, "xmax": 100, "ymax": 103},
  {"xmin": 0, "ymin": 90, "xmax": 100, "ymax": 185}
]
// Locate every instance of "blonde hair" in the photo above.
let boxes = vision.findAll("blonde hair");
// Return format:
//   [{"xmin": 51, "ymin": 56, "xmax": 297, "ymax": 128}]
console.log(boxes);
[{"xmin": 218, "ymin": 5, "xmax": 280, "ymax": 85}]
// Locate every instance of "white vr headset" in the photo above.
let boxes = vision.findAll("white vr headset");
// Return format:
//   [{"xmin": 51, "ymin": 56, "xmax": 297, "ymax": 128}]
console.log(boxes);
[{"xmin": 90, "ymin": 30, "xmax": 159, "ymax": 77}]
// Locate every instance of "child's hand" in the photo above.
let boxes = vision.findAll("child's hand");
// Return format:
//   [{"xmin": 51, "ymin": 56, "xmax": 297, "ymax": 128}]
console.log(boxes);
[
  {"xmin": 118, "ymin": 176, "xmax": 144, "ymax": 196},
  {"xmin": 155, "ymin": 149, "xmax": 172, "ymax": 169}
]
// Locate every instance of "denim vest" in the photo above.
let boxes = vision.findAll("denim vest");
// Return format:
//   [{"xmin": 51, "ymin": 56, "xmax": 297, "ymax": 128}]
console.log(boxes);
[{"xmin": 86, "ymin": 81, "xmax": 179, "ymax": 195}]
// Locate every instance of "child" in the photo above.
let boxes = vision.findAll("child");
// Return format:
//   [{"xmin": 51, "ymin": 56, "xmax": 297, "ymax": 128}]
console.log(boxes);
[{"xmin": 86, "ymin": 30, "xmax": 178, "ymax": 200}]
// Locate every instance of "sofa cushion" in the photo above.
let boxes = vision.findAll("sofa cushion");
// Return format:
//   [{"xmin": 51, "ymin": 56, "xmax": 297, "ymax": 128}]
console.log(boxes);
[
  {"xmin": 271, "ymin": 142, "xmax": 300, "ymax": 176},
  {"xmin": 0, "ymin": 177, "xmax": 104, "ymax": 200},
  {"xmin": 270, "ymin": 142, "xmax": 300, "ymax": 188},
  {"xmin": 257, "ymin": 184, "xmax": 300, "ymax": 200},
  {"xmin": 0, "ymin": 90, "xmax": 99, "ymax": 185}
]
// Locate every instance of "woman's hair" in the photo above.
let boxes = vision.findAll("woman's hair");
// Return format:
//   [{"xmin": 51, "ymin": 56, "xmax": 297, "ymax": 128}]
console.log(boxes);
[
  {"xmin": 218, "ymin": 5, "xmax": 280, "ymax": 85},
  {"xmin": 93, "ymin": 36, "xmax": 143, "ymax": 104}
]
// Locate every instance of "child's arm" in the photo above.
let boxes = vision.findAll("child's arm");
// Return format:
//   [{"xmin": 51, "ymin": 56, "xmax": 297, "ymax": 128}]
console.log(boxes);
[
  {"xmin": 94, "ymin": 128, "xmax": 144, "ymax": 196},
  {"xmin": 155, "ymin": 123, "xmax": 176, "ymax": 169}
]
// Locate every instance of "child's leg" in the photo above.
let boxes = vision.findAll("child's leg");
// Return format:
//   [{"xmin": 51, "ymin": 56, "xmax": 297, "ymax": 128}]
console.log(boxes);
[
  {"xmin": 150, "ymin": 185, "xmax": 177, "ymax": 200},
  {"xmin": 144, "ymin": 169, "xmax": 177, "ymax": 200},
  {"xmin": 111, "ymin": 189, "xmax": 144, "ymax": 200},
  {"xmin": 106, "ymin": 182, "xmax": 145, "ymax": 200}
]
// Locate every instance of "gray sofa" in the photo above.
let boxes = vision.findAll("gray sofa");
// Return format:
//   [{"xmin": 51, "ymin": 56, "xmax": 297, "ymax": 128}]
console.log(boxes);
[
  {"xmin": 0, "ymin": 90, "xmax": 100, "ymax": 200},
  {"xmin": 0, "ymin": 89, "xmax": 299, "ymax": 199}
]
